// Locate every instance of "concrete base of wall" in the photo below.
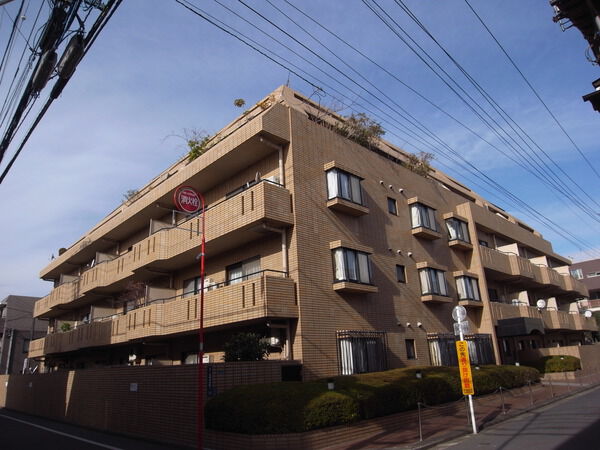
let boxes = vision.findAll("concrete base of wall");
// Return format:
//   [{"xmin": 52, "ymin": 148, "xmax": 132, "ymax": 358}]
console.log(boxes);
[{"xmin": 0, "ymin": 360, "xmax": 299, "ymax": 448}]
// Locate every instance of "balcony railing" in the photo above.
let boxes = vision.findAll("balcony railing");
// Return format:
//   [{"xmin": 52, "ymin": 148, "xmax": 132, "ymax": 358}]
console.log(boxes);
[
  {"xmin": 489, "ymin": 301, "xmax": 597, "ymax": 332},
  {"xmin": 34, "ymin": 181, "xmax": 293, "ymax": 318},
  {"xmin": 479, "ymin": 246, "xmax": 583, "ymax": 296},
  {"xmin": 29, "ymin": 271, "xmax": 297, "ymax": 358}
]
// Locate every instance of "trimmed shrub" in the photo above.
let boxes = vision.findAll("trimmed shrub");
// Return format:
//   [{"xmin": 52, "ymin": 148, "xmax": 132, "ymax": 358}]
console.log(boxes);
[
  {"xmin": 531, "ymin": 355, "xmax": 581, "ymax": 373},
  {"xmin": 205, "ymin": 365, "xmax": 540, "ymax": 434},
  {"xmin": 205, "ymin": 382, "xmax": 359, "ymax": 434}
]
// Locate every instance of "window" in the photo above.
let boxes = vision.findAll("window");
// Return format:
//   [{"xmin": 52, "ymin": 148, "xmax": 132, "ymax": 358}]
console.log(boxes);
[
  {"xmin": 410, "ymin": 203, "xmax": 437, "ymax": 231},
  {"xmin": 570, "ymin": 268, "xmax": 583, "ymax": 280},
  {"xmin": 326, "ymin": 168, "xmax": 363, "ymax": 205},
  {"xmin": 226, "ymin": 257, "xmax": 261, "ymax": 285},
  {"xmin": 456, "ymin": 276, "xmax": 481, "ymax": 301},
  {"xmin": 332, "ymin": 248, "xmax": 372, "ymax": 284},
  {"xmin": 428, "ymin": 334, "xmax": 494, "ymax": 366},
  {"xmin": 183, "ymin": 277, "xmax": 217, "ymax": 296},
  {"xmin": 387, "ymin": 197, "xmax": 397, "ymax": 215},
  {"xmin": 418, "ymin": 268, "xmax": 448, "ymax": 296},
  {"xmin": 396, "ymin": 265, "xmax": 406, "ymax": 283},
  {"xmin": 337, "ymin": 330, "xmax": 387, "ymax": 375},
  {"xmin": 445, "ymin": 218, "xmax": 470, "ymax": 243},
  {"xmin": 405, "ymin": 339, "xmax": 416, "ymax": 359},
  {"xmin": 478, "ymin": 239, "xmax": 489, "ymax": 247},
  {"xmin": 488, "ymin": 288, "xmax": 499, "ymax": 302},
  {"xmin": 23, "ymin": 338, "xmax": 30, "ymax": 353}
]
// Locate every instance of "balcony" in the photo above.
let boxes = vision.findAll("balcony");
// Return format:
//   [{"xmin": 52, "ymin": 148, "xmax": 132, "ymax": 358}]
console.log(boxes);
[
  {"xmin": 563, "ymin": 275, "xmax": 588, "ymax": 297},
  {"xmin": 34, "ymin": 181, "xmax": 294, "ymax": 319},
  {"xmin": 29, "ymin": 272, "xmax": 298, "ymax": 357},
  {"xmin": 33, "ymin": 281, "xmax": 78, "ymax": 317},
  {"xmin": 571, "ymin": 313, "xmax": 598, "ymax": 331},
  {"xmin": 489, "ymin": 301, "xmax": 597, "ymax": 333},
  {"xmin": 540, "ymin": 308, "xmax": 573, "ymax": 330},
  {"xmin": 539, "ymin": 266, "xmax": 567, "ymax": 292}
]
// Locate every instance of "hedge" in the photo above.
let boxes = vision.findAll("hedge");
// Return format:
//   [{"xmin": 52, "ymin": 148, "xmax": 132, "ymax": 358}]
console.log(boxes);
[
  {"xmin": 205, "ymin": 365, "xmax": 540, "ymax": 434},
  {"xmin": 530, "ymin": 355, "xmax": 581, "ymax": 373}
]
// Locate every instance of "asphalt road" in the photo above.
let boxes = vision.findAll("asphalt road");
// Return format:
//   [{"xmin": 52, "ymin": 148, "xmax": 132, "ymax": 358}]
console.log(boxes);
[
  {"xmin": 438, "ymin": 385, "xmax": 600, "ymax": 450},
  {"xmin": 0, "ymin": 409, "xmax": 183, "ymax": 450}
]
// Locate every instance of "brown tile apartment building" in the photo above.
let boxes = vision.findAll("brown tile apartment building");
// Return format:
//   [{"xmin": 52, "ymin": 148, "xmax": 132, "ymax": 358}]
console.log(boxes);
[{"xmin": 28, "ymin": 86, "xmax": 597, "ymax": 379}]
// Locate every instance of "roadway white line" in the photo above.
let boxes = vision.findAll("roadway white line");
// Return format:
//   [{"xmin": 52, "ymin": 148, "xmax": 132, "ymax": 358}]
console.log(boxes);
[{"xmin": 0, "ymin": 413, "xmax": 122, "ymax": 450}]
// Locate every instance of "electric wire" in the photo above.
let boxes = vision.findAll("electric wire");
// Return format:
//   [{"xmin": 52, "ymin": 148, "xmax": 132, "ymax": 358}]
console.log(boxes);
[
  {"xmin": 175, "ymin": 0, "xmax": 600, "ymax": 256},
  {"xmin": 363, "ymin": 0, "xmax": 600, "ymax": 224},
  {"xmin": 230, "ymin": 0, "xmax": 600, "ymax": 252},
  {"xmin": 0, "ymin": 1, "xmax": 45, "ymax": 131},
  {"xmin": 0, "ymin": 0, "xmax": 123, "ymax": 184},
  {"xmin": 393, "ymin": 0, "xmax": 600, "ymax": 213},
  {"xmin": 0, "ymin": 0, "xmax": 25, "ymax": 86},
  {"xmin": 463, "ymin": 0, "xmax": 600, "ymax": 180}
]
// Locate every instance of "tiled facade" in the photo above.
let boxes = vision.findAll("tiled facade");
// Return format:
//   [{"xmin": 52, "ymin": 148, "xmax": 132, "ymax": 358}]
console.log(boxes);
[{"xmin": 30, "ymin": 86, "xmax": 597, "ymax": 379}]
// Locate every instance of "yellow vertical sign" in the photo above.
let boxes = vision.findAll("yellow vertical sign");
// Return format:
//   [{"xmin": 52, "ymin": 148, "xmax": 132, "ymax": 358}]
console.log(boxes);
[{"xmin": 456, "ymin": 340, "xmax": 474, "ymax": 396}]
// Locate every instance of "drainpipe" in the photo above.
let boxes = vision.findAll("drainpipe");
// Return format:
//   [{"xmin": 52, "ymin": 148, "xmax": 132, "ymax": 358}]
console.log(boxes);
[
  {"xmin": 5, "ymin": 329, "xmax": 15, "ymax": 374},
  {"xmin": 261, "ymin": 225, "xmax": 288, "ymax": 276},
  {"xmin": 259, "ymin": 138, "xmax": 285, "ymax": 187}
]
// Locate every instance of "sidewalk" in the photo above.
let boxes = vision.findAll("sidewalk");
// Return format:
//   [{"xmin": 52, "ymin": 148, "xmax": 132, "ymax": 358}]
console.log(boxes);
[{"xmin": 325, "ymin": 371, "xmax": 600, "ymax": 450}]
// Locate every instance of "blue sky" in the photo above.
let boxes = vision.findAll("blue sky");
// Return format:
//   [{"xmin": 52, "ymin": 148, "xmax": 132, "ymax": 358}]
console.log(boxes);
[{"xmin": 0, "ymin": 0, "xmax": 598, "ymax": 300}]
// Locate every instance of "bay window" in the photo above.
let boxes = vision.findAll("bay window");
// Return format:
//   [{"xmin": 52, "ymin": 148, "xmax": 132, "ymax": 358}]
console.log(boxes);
[
  {"xmin": 446, "ymin": 218, "xmax": 470, "ymax": 243},
  {"xmin": 326, "ymin": 168, "xmax": 363, "ymax": 205},
  {"xmin": 456, "ymin": 276, "xmax": 481, "ymax": 301},
  {"xmin": 410, "ymin": 203, "xmax": 437, "ymax": 231},
  {"xmin": 418, "ymin": 268, "xmax": 448, "ymax": 296},
  {"xmin": 332, "ymin": 247, "xmax": 372, "ymax": 284}
]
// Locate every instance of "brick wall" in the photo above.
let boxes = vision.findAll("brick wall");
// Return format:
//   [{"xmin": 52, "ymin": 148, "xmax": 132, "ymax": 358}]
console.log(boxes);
[{"xmin": 0, "ymin": 360, "xmax": 299, "ymax": 448}]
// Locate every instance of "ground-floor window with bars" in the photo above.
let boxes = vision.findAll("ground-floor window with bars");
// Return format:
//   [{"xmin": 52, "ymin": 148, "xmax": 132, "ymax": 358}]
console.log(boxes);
[
  {"xmin": 336, "ymin": 330, "xmax": 387, "ymax": 375},
  {"xmin": 427, "ymin": 333, "xmax": 494, "ymax": 366}
]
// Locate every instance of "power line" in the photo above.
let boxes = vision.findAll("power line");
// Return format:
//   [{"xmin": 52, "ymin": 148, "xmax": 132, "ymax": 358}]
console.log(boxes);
[
  {"xmin": 174, "ymin": 0, "xmax": 600, "ymax": 256},
  {"xmin": 0, "ymin": 0, "xmax": 124, "ymax": 184},
  {"xmin": 362, "ymin": 0, "xmax": 600, "ymax": 225},
  {"xmin": 463, "ymin": 0, "xmax": 600, "ymax": 180},
  {"xmin": 392, "ymin": 0, "xmax": 600, "ymax": 214}
]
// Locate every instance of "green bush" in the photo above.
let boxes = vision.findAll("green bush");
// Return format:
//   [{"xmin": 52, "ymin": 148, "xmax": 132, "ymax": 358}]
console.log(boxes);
[
  {"xmin": 205, "ymin": 365, "xmax": 540, "ymax": 434},
  {"xmin": 531, "ymin": 355, "xmax": 581, "ymax": 373}
]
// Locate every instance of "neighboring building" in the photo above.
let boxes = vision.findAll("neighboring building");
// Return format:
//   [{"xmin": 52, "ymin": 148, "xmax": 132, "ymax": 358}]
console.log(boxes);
[
  {"xmin": 0, "ymin": 295, "xmax": 45, "ymax": 374},
  {"xmin": 569, "ymin": 259, "xmax": 600, "ymax": 312},
  {"xmin": 28, "ymin": 86, "xmax": 597, "ymax": 378},
  {"xmin": 550, "ymin": 0, "xmax": 600, "ymax": 111}
]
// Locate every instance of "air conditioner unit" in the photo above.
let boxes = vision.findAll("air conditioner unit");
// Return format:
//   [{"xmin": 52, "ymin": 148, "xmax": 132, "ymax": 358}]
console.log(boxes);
[
  {"xmin": 511, "ymin": 299, "xmax": 521, "ymax": 306},
  {"xmin": 268, "ymin": 337, "xmax": 281, "ymax": 347},
  {"xmin": 204, "ymin": 278, "xmax": 217, "ymax": 292}
]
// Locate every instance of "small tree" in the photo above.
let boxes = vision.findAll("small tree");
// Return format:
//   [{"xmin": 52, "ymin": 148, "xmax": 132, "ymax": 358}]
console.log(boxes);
[
  {"xmin": 406, "ymin": 151, "xmax": 434, "ymax": 177},
  {"xmin": 60, "ymin": 322, "xmax": 71, "ymax": 332},
  {"xmin": 122, "ymin": 189, "xmax": 139, "ymax": 203},
  {"xmin": 186, "ymin": 130, "xmax": 212, "ymax": 162},
  {"xmin": 335, "ymin": 112, "xmax": 385, "ymax": 149},
  {"xmin": 233, "ymin": 98, "xmax": 246, "ymax": 108},
  {"xmin": 223, "ymin": 332, "xmax": 269, "ymax": 362}
]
